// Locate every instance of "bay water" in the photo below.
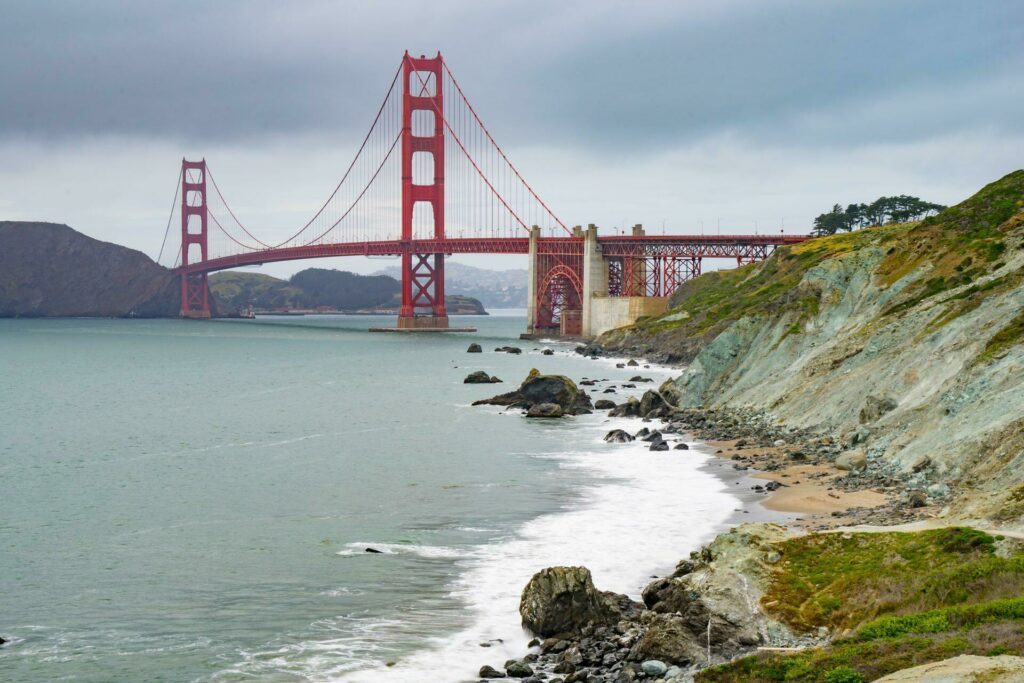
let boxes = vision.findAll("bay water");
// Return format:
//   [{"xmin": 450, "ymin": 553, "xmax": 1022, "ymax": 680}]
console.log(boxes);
[{"xmin": 0, "ymin": 313, "xmax": 739, "ymax": 681}]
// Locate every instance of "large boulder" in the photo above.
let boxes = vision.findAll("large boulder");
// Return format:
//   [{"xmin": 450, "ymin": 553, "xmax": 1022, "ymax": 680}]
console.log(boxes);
[
  {"xmin": 467, "ymin": 343, "xmax": 483, "ymax": 353},
  {"xmin": 874, "ymin": 655, "xmax": 1024, "ymax": 682},
  {"xmin": 835, "ymin": 449, "xmax": 867, "ymax": 472},
  {"xmin": 639, "ymin": 390, "xmax": 667, "ymax": 417},
  {"xmin": 520, "ymin": 566, "xmax": 616, "ymax": 637},
  {"xmin": 609, "ymin": 396, "xmax": 641, "ymax": 418},
  {"xmin": 630, "ymin": 614, "xmax": 704, "ymax": 666},
  {"xmin": 637, "ymin": 524, "xmax": 792, "ymax": 662},
  {"xmin": 604, "ymin": 429, "xmax": 635, "ymax": 443},
  {"xmin": 473, "ymin": 369, "xmax": 593, "ymax": 415},
  {"xmin": 595, "ymin": 399, "xmax": 617, "ymax": 410}
]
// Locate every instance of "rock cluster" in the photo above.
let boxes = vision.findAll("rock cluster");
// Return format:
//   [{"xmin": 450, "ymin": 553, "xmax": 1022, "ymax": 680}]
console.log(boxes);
[
  {"xmin": 473, "ymin": 369, "xmax": 593, "ymax": 416},
  {"xmin": 465, "ymin": 371, "xmax": 502, "ymax": 384},
  {"xmin": 481, "ymin": 526, "xmax": 807, "ymax": 682}
]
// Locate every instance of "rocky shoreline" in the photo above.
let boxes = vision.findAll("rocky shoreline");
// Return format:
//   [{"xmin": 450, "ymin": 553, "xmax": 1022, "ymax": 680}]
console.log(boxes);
[{"xmin": 466, "ymin": 344, "xmax": 943, "ymax": 683}]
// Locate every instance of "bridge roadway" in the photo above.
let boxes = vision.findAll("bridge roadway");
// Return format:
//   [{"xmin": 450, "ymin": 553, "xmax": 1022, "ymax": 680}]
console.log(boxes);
[{"xmin": 178, "ymin": 234, "xmax": 809, "ymax": 275}]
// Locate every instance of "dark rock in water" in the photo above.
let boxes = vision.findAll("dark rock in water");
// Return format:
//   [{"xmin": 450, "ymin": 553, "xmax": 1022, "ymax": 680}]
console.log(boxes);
[
  {"xmin": 520, "ymin": 566, "xmax": 615, "ymax": 637},
  {"xmin": 479, "ymin": 664, "xmax": 507, "ymax": 678},
  {"xmin": 621, "ymin": 383, "xmax": 636, "ymax": 389},
  {"xmin": 527, "ymin": 402, "xmax": 563, "ymax": 418},
  {"xmin": 627, "ymin": 359, "xmax": 639, "ymax": 367},
  {"xmin": 638, "ymin": 390, "xmax": 666, "ymax": 417},
  {"xmin": 602, "ymin": 388, "xmax": 616, "ymax": 394},
  {"xmin": 465, "ymin": 370, "xmax": 498, "ymax": 384},
  {"xmin": 579, "ymin": 379, "xmax": 597, "ymax": 386},
  {"xmin": 505, "ymin": 660, "xmax": 534, "ymax": 678},
  {"xmin": 0, "ymin": 636, "xmax": 6, "ymax": 645},
  {"xmin": 650, "ymin": 441, "xmax": 669, "ymax": 451},
  {"xmin": 608, "ymin": 397, "xmax": 641, "ymax": 418},
  {"xmin": 616, "ymin": 362, "xmax": 625, "ymax": 368},
  {"xmin": 636, "ymin": 427, "xmax": 650, "ymax": 437},
  {"xmin": 542, "ymin": 348, "xmax": 554, "ymax": 355},
  {"xmin": 594, "ymin": 399, "xmax": 616, "ymax": 410},
  {"xmin": 641, "ymin": 430, "xmax": 663, "ymax": 442},
  {"xmin": 467, "ymin": 343, "xmax": 483, "ymax": 353},
  {"xmin": 604, "ymin": 429, "xmax": 634, "ymax": 443},
  {"xmin": 630, "ymin": 375, "xmax": 654, "ymax": 383},
  {"xmin": 674, "ymin": 443, "xmax": 689, "ymax": 450},
  {"xmin": 575, "ymin": 343, "xmax": 605, "ymax": 357},
  {"xmin": 497, "ymin": 346, "xmax": 523, "ymax": 354},
  {"xmin": 473, "ymin": 369, "xmax": 593, "ymax": 415},
  {"xmin": 365, "ymin": 547, "xmax": 383, "ymax": 554}
]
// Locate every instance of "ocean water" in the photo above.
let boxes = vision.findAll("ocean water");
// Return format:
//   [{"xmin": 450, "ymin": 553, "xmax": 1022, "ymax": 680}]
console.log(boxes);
[{"xmin": 0, "ymin": 313, "xmax": 740, "ymax": 682}]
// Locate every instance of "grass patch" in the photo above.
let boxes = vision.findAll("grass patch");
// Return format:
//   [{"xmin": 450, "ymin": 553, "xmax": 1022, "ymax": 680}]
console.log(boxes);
[
  {"xmin": 697, "ymin": 527, "xmax": 1024, "ymax": 683},
  {"xmin": 761, "ymin": 527, "xmax": 1010, "ymax": 633},
  {"xmin": 975, "ymin": 310, "xmax": 1024, "ymax": 364}
]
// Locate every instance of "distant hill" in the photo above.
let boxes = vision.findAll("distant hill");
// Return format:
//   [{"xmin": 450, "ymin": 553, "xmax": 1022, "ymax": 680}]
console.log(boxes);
[
  {"xmin": 0, "ymin": 221, "xmax": 217, "ymax": 317},
  {"xmin": 0, "ymin": 222, "xmax": 486, "ymax": 318},
  {"xmin": 375, "ymin": 261, "xmax": 527, "ymax": 308},
  {"xmin": 209, "ymin": 267, "xmax": 487, "ymax": 314}
]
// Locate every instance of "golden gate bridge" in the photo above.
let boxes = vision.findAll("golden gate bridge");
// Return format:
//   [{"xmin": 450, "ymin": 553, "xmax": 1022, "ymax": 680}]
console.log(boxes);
[{"xmin": 158, "ymin": 52, "xmax": 806, "ymax": 336}]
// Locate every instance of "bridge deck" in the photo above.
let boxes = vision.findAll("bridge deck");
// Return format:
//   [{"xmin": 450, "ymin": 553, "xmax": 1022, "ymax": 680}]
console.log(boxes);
[{"xmin": 181, "ymin": 235, "xmax": 809, "ymax": 274}]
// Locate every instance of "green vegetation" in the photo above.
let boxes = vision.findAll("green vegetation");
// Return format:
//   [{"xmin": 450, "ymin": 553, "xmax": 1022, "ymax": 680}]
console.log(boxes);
[
  {"xmin": 976, "ymin": 310, "xmax": 1024, "ymax": 363},
  {"xmin": 697, "ymin": 528, "xmax": 1024, "ymax": 683},
  {"xmin": 210, "ymin": 267, "xmax": 398, "ymax": 311},
  {"xmin": 628, "ymin": 223, "xmax": 890, "ymax": 341},
  {"xmin": 812, "ymin": 196, "xmax": 945, "ymax": 236},
  {"xmin": 611, "ymin": 171, "xmax": 1024, "ymax": 357},
  {"xmin": 210, "ymin": 268, "xmax": 485, "ymax": 313}
]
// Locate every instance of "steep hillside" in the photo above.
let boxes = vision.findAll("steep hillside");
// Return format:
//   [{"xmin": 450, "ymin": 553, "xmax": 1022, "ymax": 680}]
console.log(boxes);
[
  {"xmin": 0, "ymin": 221, "xmax": 186, "ymax": 317},
  {"xmin": 602, "ymin": 171, "xmax": 1024, "ymax": 523},
  {"xmin": 210, "ymin": 268, "xmax": 487, "ymax": 314}
]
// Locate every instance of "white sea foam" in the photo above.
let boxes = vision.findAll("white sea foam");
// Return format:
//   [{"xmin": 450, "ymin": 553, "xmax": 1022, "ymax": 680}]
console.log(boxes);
[
  {"xmin": 329, "ymin": 373, "xmax": 738, "ymax": 682},
  {"xmin": 220, "ymin": 363, "xmax": 739, "ymax": 683}
]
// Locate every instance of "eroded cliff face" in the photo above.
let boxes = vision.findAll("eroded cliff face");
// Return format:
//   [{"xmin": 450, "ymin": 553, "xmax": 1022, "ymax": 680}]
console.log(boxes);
[{"xmin": 601, "ymin": 171, "xmax": 1024, "ymax": 524}]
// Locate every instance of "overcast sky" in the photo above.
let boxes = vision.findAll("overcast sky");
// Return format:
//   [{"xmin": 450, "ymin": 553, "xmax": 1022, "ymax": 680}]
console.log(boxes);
[{"xmin": 1, "ymin": 0, "xmax": 1022, "ymax": 276}]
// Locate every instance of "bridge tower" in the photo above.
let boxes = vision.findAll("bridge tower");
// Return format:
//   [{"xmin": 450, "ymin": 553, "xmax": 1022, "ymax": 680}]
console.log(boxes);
[
  {"xmin": 398, "ymin": 52, "xmax": 448, "ymax": 329},
  {"xmin": 180, "ymin": 159, "xmax": 210, "ymax": 318}
]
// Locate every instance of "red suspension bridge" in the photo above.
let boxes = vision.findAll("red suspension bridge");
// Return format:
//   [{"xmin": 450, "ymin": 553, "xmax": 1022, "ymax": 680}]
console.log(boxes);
[{"xmin": 160, "ymin": 52, "xmax": 806, "ymax": 336}]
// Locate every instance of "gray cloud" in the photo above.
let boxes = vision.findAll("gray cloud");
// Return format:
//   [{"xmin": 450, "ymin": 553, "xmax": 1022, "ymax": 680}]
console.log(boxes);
[{"xmin": 2, "ymin": 0, "xmax": 1020, "ymax": 150}]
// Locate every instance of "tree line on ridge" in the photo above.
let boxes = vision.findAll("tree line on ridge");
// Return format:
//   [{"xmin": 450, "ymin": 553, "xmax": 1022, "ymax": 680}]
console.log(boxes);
[{"xmin": 812, "ymin": 195, "xmax": 946, "ymax": 236}]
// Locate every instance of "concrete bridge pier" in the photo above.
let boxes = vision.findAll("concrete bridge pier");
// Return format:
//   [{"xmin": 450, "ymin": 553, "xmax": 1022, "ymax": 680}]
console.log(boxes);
[
  {"xmin": 525, "ymin": 222, "xmax": 669, "ymax": 340},
  {"xmin": 581, "ymin": 223, "xmax": 607, "ymax": 338},
  {"xmin": 580, "ymin": 223, "xmax": 667, "ymax": 339}
]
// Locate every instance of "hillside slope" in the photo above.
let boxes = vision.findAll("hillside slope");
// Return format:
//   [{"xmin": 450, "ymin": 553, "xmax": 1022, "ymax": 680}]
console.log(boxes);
[
  {"xmin": 601, "ymin": 171, "xmax": 1024, "ymax": 523},
  {"xmin": 209, "ymin": 268, "xmax": 487, "ymax": 314},
  {"xmin": 0, "ymin": 222, "xmax": 184, "ymax": 317}
]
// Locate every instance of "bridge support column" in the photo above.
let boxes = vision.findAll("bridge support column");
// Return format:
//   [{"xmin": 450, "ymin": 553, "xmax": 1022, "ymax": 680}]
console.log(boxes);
[
  {"xmin": 526, "ymin": 225, "xmax": 539, "ymax": 334},
  {"xmin": 398, "ymin": 51, "xmax": 448, "ymax": 329},
  {"xmin": 581, "ymin": 223, "xmax": 608, "ymax": 338},
  {"xmin": 180, "ymin": 158, "xmax": 211, "ymax": 319}
]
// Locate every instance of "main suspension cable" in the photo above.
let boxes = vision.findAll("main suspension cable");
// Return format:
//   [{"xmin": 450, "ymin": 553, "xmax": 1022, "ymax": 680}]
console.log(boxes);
[
  {"xmin": 443, "ymin": 62, "xmax": 569, "ymax": 234},
  {"xmin": 157, "ymin": 166, "xmax": 183, "ymax": 265}
]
